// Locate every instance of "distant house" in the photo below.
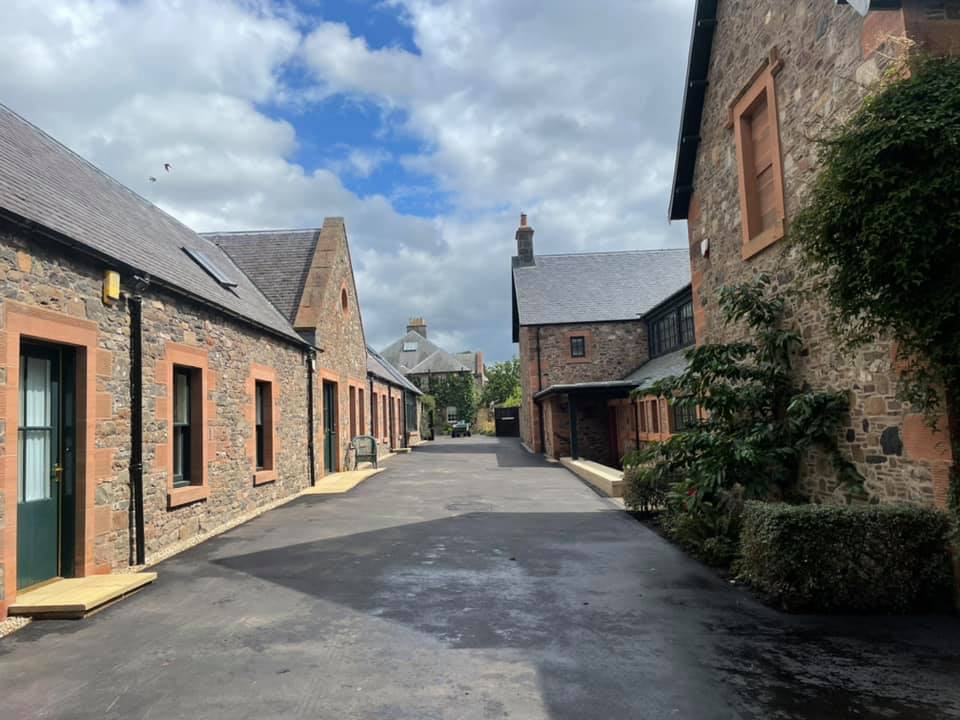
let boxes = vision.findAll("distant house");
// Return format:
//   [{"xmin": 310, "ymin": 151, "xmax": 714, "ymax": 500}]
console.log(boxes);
[
  {"xmin": 380, "ymin": 318, "xmax": 485, "ymax": 423},
  {"xmin": 511, "ymin": 214, "xmax": 692, "ymax": 466}
]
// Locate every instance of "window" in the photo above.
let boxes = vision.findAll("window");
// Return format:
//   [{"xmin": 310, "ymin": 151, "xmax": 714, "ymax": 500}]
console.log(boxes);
[
  {"xmin": 638, "ymin": 402, "xmax": 647, "ymax": 433},
  {"xmin": 341, "ymin": 287, "xmax": 349, "ymax": 312},
  {"xmin": 349, "ymin": 386, "xmax": 357, "ymax": 439},
  {"xmin": 402, "ymin": 342, "xmax": 418, "ymax": 352},
  {"xmin": 446, "ymin": 406, "xmax": 457, "ymax": 423},
  {"xmin": 173, "ymin": 367, "xmax": 196, "ymax": 487},
  {"xmin": 649, "ymin": 399, "xmax": 660, "ymax": 434},
  {"xmin": 732, "ymin": 55, "xmax": 785, "ymax": 259},
  {"xmin": 649, "ymin": 298, "xmax": 695, "ymax": 357},
  {"xmin": 372, "ymin": 392, "xmax": 379, "ymax": 435},
  {"xmin": 570, "ymin": 336, "xmax": 586, "ymax": 358},
  {"xmin": 182, "ymin": 247, "xmax": 237, "ymax": 287},
  {"xmin": 382, "ymin": 396, "xmax": 388, "ymax": 438},
  {"xmin": 359, "ymin": 388, "xmax": 365, "ymax": 435},
  {"xmin": 255, "ymin": 381, "xmax": 272, "ymax": 470},
  {"xmin": 672, "ymin": 401, "xmax": 698, "ymax": 433}
]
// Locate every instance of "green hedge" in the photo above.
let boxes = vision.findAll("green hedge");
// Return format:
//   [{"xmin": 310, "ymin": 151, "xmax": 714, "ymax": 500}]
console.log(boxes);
[{"xmin": 739, "ymin": 501, "xmax": 953, "ymax": 613}]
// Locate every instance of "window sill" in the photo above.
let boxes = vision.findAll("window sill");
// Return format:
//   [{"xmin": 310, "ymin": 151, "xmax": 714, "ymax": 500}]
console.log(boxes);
[
  {"xmin": 742, "ymin": 220, "xmax": 784, "ymax": 260},
  {"xmin": 567, "ymin": 356, "xmax": 592, "ymax": 364},
  {"xmin": 168, "ymin": 484, "xmax": 209, "ymax": 509},
  {"xmin": 253, "ymin": 469, "xmax": 277, "ymax": 486}
]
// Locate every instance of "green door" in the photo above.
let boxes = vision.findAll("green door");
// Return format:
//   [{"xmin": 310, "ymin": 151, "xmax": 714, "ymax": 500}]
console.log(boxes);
[
  {"xmin": 17, "ymin": 342, "xmax": 75, "ymax": 589},
  {"xmin": 323, "ymin": 381, "xmax": 337, "ymax": 473}
]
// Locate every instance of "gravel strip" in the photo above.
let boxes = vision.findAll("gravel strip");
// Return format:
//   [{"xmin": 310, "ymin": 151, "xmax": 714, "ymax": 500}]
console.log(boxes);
[{"xmin": 0, "ymin": 616, "xmax": 31, "ymax": 639}]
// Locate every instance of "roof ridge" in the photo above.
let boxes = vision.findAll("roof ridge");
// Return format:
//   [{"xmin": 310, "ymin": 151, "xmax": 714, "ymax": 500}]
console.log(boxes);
[
  {"xmin": 201, "ymin": 227, "xmax": 323, "ymax": 237},
  {"xmin": 532, "ymin": 247, "xmax": 688, "ymax": 259}
]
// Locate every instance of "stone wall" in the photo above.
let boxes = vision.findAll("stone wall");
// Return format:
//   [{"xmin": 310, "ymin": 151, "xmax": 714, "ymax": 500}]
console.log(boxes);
[
  {"xmin": 0, "ymin": 226, "xmax": 314, "ymax": 617},
  {"xmin": 518, "ymin": 320, "xmax": 648, "ymax": 454},
  {"xmin": 139, "ymin": 287, "xmax": 312, "ymax": 558},
  {"xmin": 686, "ymin": 0, "xmax": 958, "ymax": 506},
  {"xmin": 296, "ymin": 218, "xmax": 368, "ymax": 474}
]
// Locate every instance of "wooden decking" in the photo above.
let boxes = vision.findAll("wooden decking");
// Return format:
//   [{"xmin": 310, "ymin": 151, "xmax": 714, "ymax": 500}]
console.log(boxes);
[{"xmin": 8, "ymin": 573, "xmax": 157, "ymax": 619}]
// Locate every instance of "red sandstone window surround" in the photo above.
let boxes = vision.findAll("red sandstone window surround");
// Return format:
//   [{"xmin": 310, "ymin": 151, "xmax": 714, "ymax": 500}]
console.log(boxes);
[
  {"xmin": 731, "ymin": 49, "xmax": 786, "ymax": 260},
  {"xmin": 565, "ymin": 329, "xmax": 593, "ymax": 363},
  {"xmin": 163, "ymin": 343, "xmax": 210, "ymax": 508},
  {"xmin": 248, "ymin": 364, "xmax": 277, "ymax": 486}
]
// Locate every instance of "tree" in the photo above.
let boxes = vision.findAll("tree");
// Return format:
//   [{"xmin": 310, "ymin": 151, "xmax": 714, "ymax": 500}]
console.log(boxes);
[
  {"xmin": 432, "ymin": 372, "xmax": 478, "ymax": 425},
  {"xmin": 481, "ymin": 358, "xmax": 520, "ymax": 406},
  {"xmin": 623, "ymin": 276, "xmax": 858, "ymax": 565},
  {"xmin": 791, "ymin": 54, "xmax": 960, "ymax": 514}
]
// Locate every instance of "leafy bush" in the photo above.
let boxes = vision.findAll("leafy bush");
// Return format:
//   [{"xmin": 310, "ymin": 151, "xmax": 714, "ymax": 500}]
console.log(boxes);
[
  {"xmin": 738, "ymin": 501, "xmax": 953, "ymax": 612},
  {"xmin": 625, "ymin": 276, "xmax": 859, "ymax": 566},
  {"xmin": 622, "ymin": 462, "xmax": 667, "ymax": 513}
]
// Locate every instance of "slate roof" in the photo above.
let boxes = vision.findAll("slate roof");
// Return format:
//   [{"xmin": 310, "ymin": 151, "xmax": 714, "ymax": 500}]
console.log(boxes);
[
  {"xmin": 512, "ymin": 249, "xmax": 691, "ymax": 328},
  {"xmin": 408, "ymin": 349, "xmax": 471, "ymax": 375},
  {"xmin": 0, "ymin": 104, "xmax": 304, "ymax": 344},
  {"xmin": 380, "ymin": 330, "xmax": 471, "ymax": 375},
  {"xmin": 367, "ymin": 345, "xmax": 423, "ymax": 396},
  {"xmin": 205, "ymin": 229, "xmax": 319, "ymax": 324},
  {"xmin": 533, "ymin": 348, "xmax": 690, "ymax": 400},
  {"xmin": 623, "ymin": 348, "xmax": 690, "ymax": 392}
]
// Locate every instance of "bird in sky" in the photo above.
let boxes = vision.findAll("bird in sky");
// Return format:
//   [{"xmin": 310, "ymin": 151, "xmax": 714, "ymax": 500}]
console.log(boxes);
[
  {"xmin": 148, "ymin": 176, "xmax": 157, "ymax": 182},
  {"xmin": 164, "ymin": 163, "xmax": 172, "ymax": 172}
]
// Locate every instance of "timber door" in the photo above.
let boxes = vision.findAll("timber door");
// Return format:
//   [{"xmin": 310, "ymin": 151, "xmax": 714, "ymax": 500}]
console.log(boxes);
[
  {"xmin": 17, "ymin": 342, "xmax": 76, "ymax": 589},
  {"xmin": 323, "ymin": 381, "xmax": 338, "ymax": 473}
]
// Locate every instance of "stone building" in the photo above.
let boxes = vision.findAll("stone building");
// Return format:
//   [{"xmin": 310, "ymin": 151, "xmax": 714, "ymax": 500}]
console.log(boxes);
[
  {"xmin": 510, "ymin": 214, "xmax": 692, "ymax": 466},
  {"xmin": 380, "ymin": 318, "xmax": 485, "ymax": 423},
  {"xmin": 0, "ymin": 104, "xmax": 410, "ymax": 619},
  {"xmin": 367, "ymin": 345, "xmax": 423, "ymax": 452},
  {"xmin": 669, "ymin": 0, "xmax": 960, "ymax": 506}
]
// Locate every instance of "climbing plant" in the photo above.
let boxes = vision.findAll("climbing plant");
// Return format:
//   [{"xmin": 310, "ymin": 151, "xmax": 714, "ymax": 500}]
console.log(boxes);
[
  {"xmin": 623, "ymin": 276, "xmax": 859, "ymax": 565},
  {"xmin": 791, "ymin": 54, "xmax": 960, "ymax": 515},
  {"xmin": 432, "ymin": 372, "xmax": 478, "ymax": 425}
]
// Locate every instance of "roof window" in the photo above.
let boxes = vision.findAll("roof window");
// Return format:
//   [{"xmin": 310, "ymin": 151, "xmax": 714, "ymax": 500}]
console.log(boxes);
[
  {"xmin": 183, "ymin": 247, "xmax": 237, "ymax": 287},
  {"xmin": 402, "ymin": 342, "xmax": 418, "ymax": 352}
]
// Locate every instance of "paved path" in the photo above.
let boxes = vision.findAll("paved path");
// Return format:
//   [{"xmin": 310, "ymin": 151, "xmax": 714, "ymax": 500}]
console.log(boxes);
[{"xmin": 2, "ymin": 437, "xmax": 960, "ymax": 719}]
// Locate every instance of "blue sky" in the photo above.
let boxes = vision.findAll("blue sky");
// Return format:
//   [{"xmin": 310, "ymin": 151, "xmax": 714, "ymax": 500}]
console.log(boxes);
[{"xmin": 0, "ymin": 0, "xmax": 696, "ymax": 362}]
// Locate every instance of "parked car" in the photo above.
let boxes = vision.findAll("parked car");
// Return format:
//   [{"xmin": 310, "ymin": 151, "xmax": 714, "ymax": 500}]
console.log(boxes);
[{"xmin": 451, "ymin": 420, "xmax": 472, "ymax": 438}]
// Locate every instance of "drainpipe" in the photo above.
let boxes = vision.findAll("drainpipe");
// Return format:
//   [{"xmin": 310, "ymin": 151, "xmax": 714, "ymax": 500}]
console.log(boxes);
[
  {"xmin": 536, "ymin": 327, "xmax": 545, "ymax": 454},
  {"xmin": 306, "ymin": 351, "xmax": 317, "ymax": 487},
  {"xmin": 128, "ymin": 277, "xmax": 148, "ymax": 566}
]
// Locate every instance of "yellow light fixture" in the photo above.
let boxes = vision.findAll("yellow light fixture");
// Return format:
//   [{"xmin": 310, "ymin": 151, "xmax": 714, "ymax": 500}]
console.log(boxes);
[{"xmin": 103, "ymin": 270, "xmax": 120, "ymax": 304}]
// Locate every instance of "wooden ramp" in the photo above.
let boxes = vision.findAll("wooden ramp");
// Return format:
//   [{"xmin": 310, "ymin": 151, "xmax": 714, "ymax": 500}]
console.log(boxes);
[
  {"xmin": 8, "ymin": 573, "xmax": 157, "ymax": 619},
  {"xmin": 302, "ymin": 468, "xmax": 385, "ymax": 495}
]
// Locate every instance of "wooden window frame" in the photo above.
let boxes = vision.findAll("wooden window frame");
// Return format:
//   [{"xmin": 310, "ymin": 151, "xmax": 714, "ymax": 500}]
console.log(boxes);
[
  {"xmin": 163, "ymin": 343, "xmax": 209, "ymax": 508},
  {"xmin": 731, "ymin": 52, "xmax": 786, "ymax": 260},
  {"xmin": 570, "ymin": 336, "xmax": 586, "ymax": 358},
  {"xmin": 248, "ymin": 364, "xmax": 277, "ymax": 486},
  {"xmin": 565, "ymin": 329, "xmax": 593, "ymax": 364}
]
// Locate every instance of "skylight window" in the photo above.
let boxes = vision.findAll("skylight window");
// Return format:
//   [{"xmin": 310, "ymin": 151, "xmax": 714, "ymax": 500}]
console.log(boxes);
[
  {"xmin": 183, "ymin": 247, "xmax": 237, "ymax": 287},
  {"xmin": 402, "ymin": 342, "xmax": 418, "ymax": 352}
]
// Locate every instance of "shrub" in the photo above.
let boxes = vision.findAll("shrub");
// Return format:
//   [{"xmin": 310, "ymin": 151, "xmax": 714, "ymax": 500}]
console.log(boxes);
[
  {"xmin": 738, "ymin": 501, "xmax": 953, "ymax": 612},
  {"xmin": 622, "ymin": 463, "xmax": 667, "ymax": 514}
]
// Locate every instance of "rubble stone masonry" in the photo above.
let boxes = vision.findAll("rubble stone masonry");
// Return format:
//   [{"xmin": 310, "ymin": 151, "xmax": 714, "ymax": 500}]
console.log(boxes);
[
  {"xmin": 0, "ymin": 228, "xmax": 314, "ymax": 616},
  {"xmin": 518, "ymin": 320, "xmax": 648, "ymax": 454},
  {"xmin": 686, "ymin": 1, "xmax": 959, "ymax": 505}
]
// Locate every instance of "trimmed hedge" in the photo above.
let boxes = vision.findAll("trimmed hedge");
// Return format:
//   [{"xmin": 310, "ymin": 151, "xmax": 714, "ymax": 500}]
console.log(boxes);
[{"xmin": 739, "ymin": 502, "xmax": 953, "ymax": 613}]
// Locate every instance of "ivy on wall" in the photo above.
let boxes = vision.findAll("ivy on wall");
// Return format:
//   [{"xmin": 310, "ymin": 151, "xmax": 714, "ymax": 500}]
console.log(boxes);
[{"xmin": 792, "ymin": 54, "xmax": 960, "ymax": 515}]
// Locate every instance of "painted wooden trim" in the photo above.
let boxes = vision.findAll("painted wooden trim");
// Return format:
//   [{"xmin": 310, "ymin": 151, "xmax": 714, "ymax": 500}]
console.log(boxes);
[{"xmin": 1, "ymin": 301, "xmax": 100, "ymax": 618}]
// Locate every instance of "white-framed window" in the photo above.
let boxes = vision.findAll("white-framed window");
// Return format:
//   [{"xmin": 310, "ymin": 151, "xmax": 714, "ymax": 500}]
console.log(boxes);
[{"xmin": 446, "ymin": 406, "xmax": 457, "ymax": 423}]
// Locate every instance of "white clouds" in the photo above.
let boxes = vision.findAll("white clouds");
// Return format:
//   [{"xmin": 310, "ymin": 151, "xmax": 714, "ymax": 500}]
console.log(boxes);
[{"xmin": 0, "ymin": 0, "xmax": 696, "ymax": 360}]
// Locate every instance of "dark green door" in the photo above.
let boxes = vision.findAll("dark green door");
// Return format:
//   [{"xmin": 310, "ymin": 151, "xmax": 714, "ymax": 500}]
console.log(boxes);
[
  {"xmin": 323, "ymin": 381, "xmax": 337, "ymax": 473},
  {"xmin": 17, "ymin": 342, "xmax": 75, "ymax": 589}
]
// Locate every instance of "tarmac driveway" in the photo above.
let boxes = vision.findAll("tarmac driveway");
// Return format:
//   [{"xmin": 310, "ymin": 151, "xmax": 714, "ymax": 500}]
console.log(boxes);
[{"xmin": 1, "ymin": 436, "xmax": 960, "ymax": 719}]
